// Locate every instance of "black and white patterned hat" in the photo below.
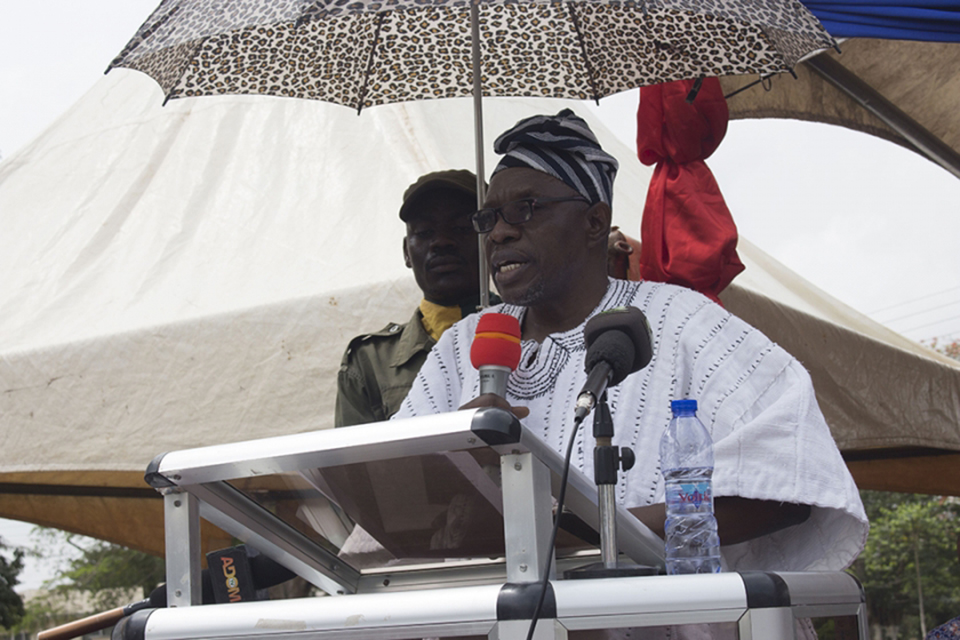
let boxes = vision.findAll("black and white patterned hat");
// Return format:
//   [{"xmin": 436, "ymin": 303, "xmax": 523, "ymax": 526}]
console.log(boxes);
[{"xmin": 492, "ymin": 109, "xmax": 619, "ymax": 205}]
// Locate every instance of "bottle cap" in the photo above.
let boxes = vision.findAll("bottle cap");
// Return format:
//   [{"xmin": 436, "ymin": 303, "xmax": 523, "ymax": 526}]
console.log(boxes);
[{"xmin": 670, "ymin": 399, "xmax": 698, "ymax": 414}]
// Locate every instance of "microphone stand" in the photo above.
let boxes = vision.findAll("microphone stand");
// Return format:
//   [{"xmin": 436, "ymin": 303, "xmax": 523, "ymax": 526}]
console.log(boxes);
[
  {"xmin": 592, "ymin": 392, "xmax": 632, "ymax": 569},
  {"xmin": 566, "ymin": 393, "xmax": 655, "ymax": 579}
]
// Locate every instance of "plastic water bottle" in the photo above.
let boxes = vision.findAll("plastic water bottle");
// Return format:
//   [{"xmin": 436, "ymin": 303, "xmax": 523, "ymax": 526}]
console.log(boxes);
[{"xmin": 659, "ymin": 399, "xmax": 721, "ymax": 575}]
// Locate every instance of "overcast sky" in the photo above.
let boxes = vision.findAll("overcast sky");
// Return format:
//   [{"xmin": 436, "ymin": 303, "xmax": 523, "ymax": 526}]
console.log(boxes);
[{"xmin": 2, "ymin": 0, "xmax": 959, "ymax": 591}]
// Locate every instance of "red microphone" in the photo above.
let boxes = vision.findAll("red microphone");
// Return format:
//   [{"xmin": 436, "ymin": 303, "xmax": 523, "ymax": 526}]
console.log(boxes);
[{"xmin": 471, "ymin": 313, "xmax": 522, "ymax": 397}]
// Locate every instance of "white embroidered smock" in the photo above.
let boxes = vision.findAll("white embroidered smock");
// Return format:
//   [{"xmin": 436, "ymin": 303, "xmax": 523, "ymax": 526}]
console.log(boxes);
[{"xmin": 394, "ymin": 278, "xmax": 868, "ymax": 572}]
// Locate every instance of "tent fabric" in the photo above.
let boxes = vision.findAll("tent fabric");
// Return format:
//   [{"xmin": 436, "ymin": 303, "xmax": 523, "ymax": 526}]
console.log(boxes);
[
  {"xmin": 0, "ymin": 71, "xmax": 655, "ymax": 552},
  {"xmin": 721, "ymin": 243, "xmax": 960, "ymax": 453},
  {"xmin": 802, "ymin": 0, "xmax": 960, "ymax": 41},
  {"xmin": 720, "ymin": 40, "xmax": 960, "ymax": 163},
  {"xmin": 0, "ymin": 471, "xmax": 232, "ymax": 557},
  {"xmin": 1, "ymin": 70, "xmax": 959, "ymax": 555}
]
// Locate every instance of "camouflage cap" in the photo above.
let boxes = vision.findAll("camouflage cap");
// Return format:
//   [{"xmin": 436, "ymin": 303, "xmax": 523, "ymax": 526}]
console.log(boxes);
[{"xmin": 399, "ymin": 169, "xmax": 482, "ymax": 221}]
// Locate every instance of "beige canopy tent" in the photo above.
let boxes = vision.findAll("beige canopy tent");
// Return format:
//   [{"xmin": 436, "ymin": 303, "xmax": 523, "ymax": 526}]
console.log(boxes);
[
  {"xmin": 1, "ymin": 70, "xmax": 958, "ymax": 557},
  {"xmin": 719, "ymin": 36, "xmax": 960, "ymax": 492},
  {"xmin": 721, "ymin": 40, "xmax": 960, "ymax": 178}
]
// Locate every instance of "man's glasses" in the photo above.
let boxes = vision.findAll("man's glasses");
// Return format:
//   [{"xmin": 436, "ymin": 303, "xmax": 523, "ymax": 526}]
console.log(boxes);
[{"xmin": 471, "ymin": 196, "xmax": 590, "ymax": 233}]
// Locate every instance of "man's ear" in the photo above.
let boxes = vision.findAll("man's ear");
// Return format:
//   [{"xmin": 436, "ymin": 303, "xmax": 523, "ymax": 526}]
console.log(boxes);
[
  {"xmin": 585, "ymin": 201, "xmax": 612, "ymax": 249},
  {"xmin": 402, "ymin": 237, "xmax": 412, "ymax": 269}
]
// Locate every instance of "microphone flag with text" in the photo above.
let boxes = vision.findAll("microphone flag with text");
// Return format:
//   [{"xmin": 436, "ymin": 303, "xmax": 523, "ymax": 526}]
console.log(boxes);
[
  {"xmin": 150, "ymin": 545, "xmax": 296, "ymax": 607},
  {"xmin": 471, "ymin": 312, "xmax": 522, "ymax": 397},
  {"xmin": 37, "ymin": 545, "xmax": 297, "ymax": 640},
  {"xmin": 575, "ymin": 306, "xmax": 653, "ymax": 422}
]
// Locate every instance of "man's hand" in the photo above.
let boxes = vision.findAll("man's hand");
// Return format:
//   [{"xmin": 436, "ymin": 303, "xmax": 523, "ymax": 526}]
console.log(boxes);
[
  {"xmin": 459, "ymin": 393, "xmax": 530, "ymax": 419},
  {"xmin": 629, "ymin": 498, "xmax": 812, "ymax": 546},
  {"xmin": 607, "ymin": 225, "xmax": 636, "ymax": 280}
]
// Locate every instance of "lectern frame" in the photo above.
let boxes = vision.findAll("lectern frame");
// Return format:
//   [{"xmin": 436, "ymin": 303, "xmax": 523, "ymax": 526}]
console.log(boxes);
[{"xmin": 129, "ymin": 408, "xmax": 867, "ymax": 640}]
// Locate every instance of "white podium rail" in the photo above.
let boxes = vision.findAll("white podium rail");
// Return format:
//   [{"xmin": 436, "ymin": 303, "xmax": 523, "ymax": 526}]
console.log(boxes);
[
  {"xmin": 114, "ymin": 572, "xmax": 866, "ymax": 640},
  {"xmin": 135, "ymin": 408, "xmax": 867, "ymax": 640}
]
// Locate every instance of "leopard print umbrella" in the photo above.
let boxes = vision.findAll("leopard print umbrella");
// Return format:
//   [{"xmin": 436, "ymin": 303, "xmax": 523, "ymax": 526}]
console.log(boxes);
[{"xmin": 109, "ymin": 0, "xmax": 835, "ymax": 111}]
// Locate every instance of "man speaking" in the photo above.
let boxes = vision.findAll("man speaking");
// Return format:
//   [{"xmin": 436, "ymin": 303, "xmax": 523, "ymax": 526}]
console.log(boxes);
[{"xmin": 393, "ymin": 110, "xmax": 866, "ymax": 579}]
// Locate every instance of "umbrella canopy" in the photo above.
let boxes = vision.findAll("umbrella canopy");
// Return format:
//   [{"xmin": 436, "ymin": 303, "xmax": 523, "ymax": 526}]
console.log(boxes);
[
  {"xmin": 1, "ymin": 71, "xmax": 959, "ymax": 556},
  {"xmin": 108, "ymin": 0, "xmax": 839, "ymax": 308},
  {"xmin": 108, "ymin": 0, "xmax": 836, "ymax": 109}
]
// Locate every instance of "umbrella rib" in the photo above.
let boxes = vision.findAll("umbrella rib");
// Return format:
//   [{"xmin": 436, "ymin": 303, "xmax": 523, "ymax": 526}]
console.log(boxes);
[
  {"xmin": 106, "ymin": 3, "xmax": 181, "ymax": 75},
  {"xmin": 722, "ymin": 73, "xmax": 777, "ymax": 101},
  {"xmin": 357, "ymin": 12, "xmax": 387, "ymax": 114},
  {"xmin": 685, "ymin": 75, "xmax": 705, "ymax": 103},
  {"xmin": 567, "ymin": 4, "xmax": 600, "ymax": 104}
]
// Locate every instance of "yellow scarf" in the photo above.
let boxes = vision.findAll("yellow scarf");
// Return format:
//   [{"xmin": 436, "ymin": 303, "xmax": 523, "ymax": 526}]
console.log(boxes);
[{"xmin": 419, "ymin": 299, "xmax": 462, "ymax": 343}]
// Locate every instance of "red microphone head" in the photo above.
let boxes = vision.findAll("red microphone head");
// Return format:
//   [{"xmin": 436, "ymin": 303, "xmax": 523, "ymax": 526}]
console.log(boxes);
[{"xmin": 471, "ymin": 313, "xmax": 522, "ymax": 370}]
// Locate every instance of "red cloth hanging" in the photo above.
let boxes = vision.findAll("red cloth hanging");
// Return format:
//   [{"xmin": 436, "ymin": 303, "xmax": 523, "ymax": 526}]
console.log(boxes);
[{"xmin": 636, "ymin": 78, "xmax": 744, "ymax": 304}]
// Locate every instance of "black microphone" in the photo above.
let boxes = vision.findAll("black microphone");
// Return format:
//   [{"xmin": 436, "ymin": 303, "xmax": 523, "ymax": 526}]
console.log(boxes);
[
  {"xmin": 149, "ymin": 545, "xmax": 297, "ymax": 606},
  {"xmin": 39, "ymin": 547, "xmax": 299, "ymax": 640},
  {"xmin": 574, "ymin": 307, "xmax": 653, "ymax": 422}
]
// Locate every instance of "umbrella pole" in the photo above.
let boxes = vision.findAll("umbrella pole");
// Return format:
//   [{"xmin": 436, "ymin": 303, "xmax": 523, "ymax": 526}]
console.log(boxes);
[{"xmin": 471, "ymin": 0, "xmax": 491, "ymax": 309}]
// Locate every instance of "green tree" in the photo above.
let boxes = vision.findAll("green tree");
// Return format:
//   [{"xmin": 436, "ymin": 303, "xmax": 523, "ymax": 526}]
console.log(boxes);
[
  {"xmin": 0, "ymin": 537, "xmax": 25, "ymax": 630},
  {"xmin": 33, "ymin": 529, "xmax": 164, "ymax": 611},
  {"xmin": 851, "ymin": 492, "xmax": 960, "ymax": 639},
  {"xmin": 7, "ymin": 591, "xmax": 73, "ymax": 637}
]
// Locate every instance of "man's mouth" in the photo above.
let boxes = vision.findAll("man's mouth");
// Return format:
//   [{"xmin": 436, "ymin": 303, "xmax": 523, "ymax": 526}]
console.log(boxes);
[
  {"xmin": 492, "ymin": 254, "xmax": 531, "ymax": 283},
  {"xmin": 497, "ymin": 261, "xmax": 524, "ymax": 274},
  {"xmin": 427, "ymin": 256, "xmax": 465, "ymax": 271}
]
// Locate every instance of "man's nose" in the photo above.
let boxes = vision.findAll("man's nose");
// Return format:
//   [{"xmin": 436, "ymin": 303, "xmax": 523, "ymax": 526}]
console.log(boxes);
[
  {"xmin": 429, "ymin": 229, "xmax": 458, "ymax": 249},
  {"xmin": 487, "ymin": 214, "xmax": 520, "ymax": 244}
]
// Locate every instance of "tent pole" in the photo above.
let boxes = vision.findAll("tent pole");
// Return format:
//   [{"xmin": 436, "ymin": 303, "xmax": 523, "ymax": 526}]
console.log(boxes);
[
  {"xmin": 471, "ymin": 0, "xmax": 491, "ymax": 309},
  {"xmin": 805, "ymin": 54, "xmax": 960, "ymax": 181}
]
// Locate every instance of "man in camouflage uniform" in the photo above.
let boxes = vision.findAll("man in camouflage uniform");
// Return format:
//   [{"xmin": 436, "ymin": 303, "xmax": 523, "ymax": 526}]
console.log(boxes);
[{"xmin": 335, "ymin": 170, "xmax": 488, "ymax": 427}]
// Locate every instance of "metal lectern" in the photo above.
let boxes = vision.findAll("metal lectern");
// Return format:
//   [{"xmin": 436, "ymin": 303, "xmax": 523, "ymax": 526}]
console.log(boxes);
[{"xmin": 118, "ymin": 408, "xmax": 867, "ymax": 640}]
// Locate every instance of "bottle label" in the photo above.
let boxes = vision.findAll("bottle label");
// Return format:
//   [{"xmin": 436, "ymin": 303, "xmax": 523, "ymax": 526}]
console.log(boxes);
[{"xmin": 673, "ymin": 482, "xmax": 712, "ymax": 510}]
